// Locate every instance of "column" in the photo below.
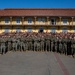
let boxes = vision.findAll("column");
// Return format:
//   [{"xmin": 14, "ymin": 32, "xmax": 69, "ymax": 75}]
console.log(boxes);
[
  {"xmin": 0, "ymin": 17, "xmax": 1, "ymax": 24},
  {"xmin": 72, "ymin": 17, "xmax": 74, "ymax": 25},
  {"xmin": 10, "ymin": 17, "xmax": 12, "ymax": 25},
  {"xmin": 47, "ymin": 17, "xmax": 49, "ymax": 25},
  {"xmin": 59, "ymin": 17, "xmax": 61, "ymax": 25},
  {"xmin": 34, "ymin": 17, "xmax": 36, "ymax": 25},
  {"xmin": 22, "ymin": 17, "xmax": 24, "ymax": 25},
  {"xmin": 10, "ymin": 17, "xmax": 12, "ymax": 32},
  {"xmin": 0, "ymin": 17, "xmax": 2, "ymax": 33}
]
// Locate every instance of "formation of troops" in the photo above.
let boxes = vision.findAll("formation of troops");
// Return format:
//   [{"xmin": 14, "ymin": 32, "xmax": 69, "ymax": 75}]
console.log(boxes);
[{"xmin": 0, "ymin": 32, "xmax": 75, "ymax": 57}]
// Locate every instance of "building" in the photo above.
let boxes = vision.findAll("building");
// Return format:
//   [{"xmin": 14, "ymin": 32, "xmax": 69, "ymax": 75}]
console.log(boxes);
[{"xmin": 0, "ymin": 8, "xmax": 75, "ymax": 33}]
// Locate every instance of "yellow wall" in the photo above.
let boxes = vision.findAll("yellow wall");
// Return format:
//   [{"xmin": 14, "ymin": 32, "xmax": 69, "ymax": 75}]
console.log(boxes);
[
  {"xmin": 12, "ymin": 17, "xmax": 22, "ymax": 25},
  {"xmin": 0, "ymin": 17, "xmax": 75, "ymax": 25},
  {"xmin": 0, "ymin": 27, "xmax": 75, "ymax": 33},
  {"xmin": 73, "ymin": 19, "xmax": 75, "ymax": 25},
  {"xmin": 0, "ymin": 17, "xmax": 75, "ymax": 33}
]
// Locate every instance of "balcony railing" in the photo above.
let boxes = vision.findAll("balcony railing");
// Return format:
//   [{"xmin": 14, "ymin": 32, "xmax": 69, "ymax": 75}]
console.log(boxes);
[{"xmin": 0, "ymin": 23, "xmax": 75, "ymax": 26}]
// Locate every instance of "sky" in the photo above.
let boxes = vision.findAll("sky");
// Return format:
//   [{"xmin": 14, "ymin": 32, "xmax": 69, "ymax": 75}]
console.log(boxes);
[{"xmin": 0, "ymin": 0, "xmax": 75, "ymax": 9}]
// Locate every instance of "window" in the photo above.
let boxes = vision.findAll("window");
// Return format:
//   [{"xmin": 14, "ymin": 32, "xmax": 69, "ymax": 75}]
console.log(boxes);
[
  {"xmin": 39, "ymin": 28, "xmax": 44, "ymax": 32},
  {"xmin": 16, "ymin": 18, "xmax": 20, "ymax": 24},
  {"xmin": 50, "ymin": 28, "xmax": 56, "ymax": 33},
  {"xmin": 16, "ymin": 28, "xmax": 21, "ymax": 32},
  {"xmin": 63, "ymin": 19, "xmax": 68, "ymax": 25},
  {"xmin": 62, "ymin": 28, "xmax": 68, "ymax": 32},
  {"xmin": 5, "ymin": 18, "xmax": 9, "ymax": 24},
  {"xmin": 74, "ymin": 28, "xmax": 75, "ymax": 32},
  {"xmin": 51, "ymin": 18, "xmax": 56, "ymax": 25},
  {"xmin": 38, "ymin": 18, "xmax": 41, "ymax": 22},
  {"xmin": 28, "ymin": 18, "xmax": 32, "ymax": 24},
  {"xmin": 27, "ymin": 28, "xmax": 32, "ymax": 32},
  {"xmin": 38, "ymin": 18, "xmax": 45, "ymax": 23},
  {"xmin": 4, "ymin": 28, "xmax": 9, "ymax": 32},
  {"xmin": 42, "ymin": 18, "xmax": 45, "ymax": 22}
]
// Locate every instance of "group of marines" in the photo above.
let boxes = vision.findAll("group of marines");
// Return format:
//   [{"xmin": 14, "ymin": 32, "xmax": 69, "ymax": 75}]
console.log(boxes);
[{"xmin": 0, "ymin": 32, "xmax": 75, "ymax": 57}]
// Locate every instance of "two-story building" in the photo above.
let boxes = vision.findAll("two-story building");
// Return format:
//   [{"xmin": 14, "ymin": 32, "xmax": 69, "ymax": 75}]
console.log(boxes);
[{"xmin": 0, "ymin": 8, "xmax": 75, "ymax": 33}]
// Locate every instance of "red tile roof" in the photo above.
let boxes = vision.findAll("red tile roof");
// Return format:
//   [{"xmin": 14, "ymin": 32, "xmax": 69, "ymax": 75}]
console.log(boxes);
[{"xmin": 0, "ymin": 8, "xmax": 75, "ymax": 17}]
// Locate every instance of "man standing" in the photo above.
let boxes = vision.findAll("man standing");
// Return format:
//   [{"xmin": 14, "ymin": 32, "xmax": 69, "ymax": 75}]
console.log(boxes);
[
  {"xmin": 67, "ymin": 38, "xmax": 72, "ymax": 55},
  {"xmin": 0, "ymin": 37, "xmax": 6, "ymax": 55},
  {"xmin": 40, "ymin": 36, "xmax": 44, "ymax": 51},
  {"xmin": 71, "ymin": 37, "xmax": 75, "ymax": 57}
]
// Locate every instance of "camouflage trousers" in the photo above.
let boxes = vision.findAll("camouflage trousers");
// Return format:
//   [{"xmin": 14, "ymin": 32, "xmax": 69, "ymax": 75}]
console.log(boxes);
[
  {"xmin": 40, "ymin": 41, "xmax": 44, "ymax": 51},
  {"xmin": 20, "ymin": 42, "xmax": 26, "ymax": 51},
  {"xmin": 28, "ymin": 42, "xmax": 33, "ymax": 51},
  {"xmin": 34, "ymin": 42, "xmax": 40, "ymax": 51},
  {"xmin": 12, "ymin": 42, "xmax": 17, "ymax": 51},
  {"xmin": 71, "ymin": 48, "xmax": 75, "ymax": 56},
  {"xmin": 0, "ymin": 45, "xmax": 6, "ymax": 54}
]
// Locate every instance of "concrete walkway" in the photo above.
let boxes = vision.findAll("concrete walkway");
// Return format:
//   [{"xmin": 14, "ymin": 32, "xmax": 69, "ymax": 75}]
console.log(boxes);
[{"xmin": 0, "ymin": 51, "xmax": 75, "ymax": 75}]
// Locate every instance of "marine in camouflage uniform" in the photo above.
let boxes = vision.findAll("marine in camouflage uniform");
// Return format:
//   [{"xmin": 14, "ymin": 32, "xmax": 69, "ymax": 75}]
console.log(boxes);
[
  {"xmin": 50, "ymin": 36, "xmax": 56, "ymax": 52},
  {"xmin": 0, "ymin": 37, "xmax": 6, "ymax": 54},
  {"xmin": 7, "ymin": 37, "xmax": 12, "ymax": 51},
  {"xmin": 36, "ymin": 37, "xmax": 40, "ymax": 51},
  {"xmin": 57, "ymin": 38, "xmax": 60, "ymax": 53},
  {"xmin": 49, "ymin": 37, "xmax": 51, "ymax": 52},
  {"xmin": 60, "ymin": 38, "xmax": 65, "ymax": 54},
  {"xmin": 28, "ymin": 37, "xmax": 33, "ymax": 51},
  {"xmin": 59, "ymin": 39, "xmax": 63, "ymax": 54},
  {"xmin": 17, "ymin": 38, "xmax": 21, "ymax": 51},
  {"xmin": 32, "ymin": 37, "xmax": 34, "ymax": 51},
  {"xmin": 27, "ymin": 37, "xmax": 31, "ymax": 51},
  {"xmin": 40, "ymin": 37, "xmax": 44, "ymax": 51},
  {"xmin": 71, "ymin": 38, "xmax": 75, "ymax": 57},
  {"xmin": 53, "ymin": 39, "xmax": 56, "ymax": 52},
  {"xmin": 51, "ymin": 38, "xmax": 54, "ymax": 52},
  {"xmin": 24, "ymin": 38, "xmax": 28, "ymax": 51},
  {"xmin": 0, "ymin": 38, "xmax": 1, "ymax": 53},
  {"xmin": 20, "ymin": 38, "xmax": 25, "ymax": 51},
  {"xmin": 62, "ymin": 37, "xmax": 67, "ymax": 55},
  {"xmin": 44, "ymin": 38, "xmax": 46, "ymax": 51},
  {"xmin": 67, "ymin": 38, "xmax": 72, "ymax": 55},
  {"xmin": 12, "ymin": 38, "xmax": 17, "ymax": 51},
  {"xmin": 33, "ymin": 37, "xmax": 40, "ymax": 51},
  {"xmin": 55, "ymin": 38, "xmax": 57, "ymax": 52},
  {"xmin": 45, "ymin": 37, "xmax": 50, "ymax": 52}
]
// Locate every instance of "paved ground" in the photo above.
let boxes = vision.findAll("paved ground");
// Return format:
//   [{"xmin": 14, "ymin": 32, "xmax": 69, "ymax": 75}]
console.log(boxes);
[{"xmin": 0, "ymin": 51, "xmax": 75, "ymax": 75}]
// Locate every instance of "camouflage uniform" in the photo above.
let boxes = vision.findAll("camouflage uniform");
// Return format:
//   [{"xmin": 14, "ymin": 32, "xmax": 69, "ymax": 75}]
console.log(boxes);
[
  {"xmin": 40, "ymin": 37, "xmax": 44, "ymax": 51},
  {"xmin": 52, "ymin": 37, "xmax": 56, "ymax": 52},
  {"xmin": 20, "ymin": 39, "xmax": 25, "ymax": 51},
  {"xmin": 0, "ymin": 38, "xmax": 6, "ymax": 54},
  {"xmin": 28, "ymin": 37, "xmax": 33, "ymax": 51},
  {"xmin": 71, "ymin": 39, "xmax": 75, "ymax": 57},
  {"xmin": 32, "ymin": 38, "xmax": 34, "ymax": 51},
  {"xmin": 59, "ymin": 40, "xmax": 63, "ymax": 53},
  {"xmin": 7, "ymin": 37, "xmax": 12, "ymax": 51},
  {"xmin": 63, "ymin": 38, "xmax": 67, "ymax": 55},
  {"xmin": 57, "ymin": 39, "xmax": 60, "ymax": 53},
  {"xmin": 34, "ymin": 37, "xmax": 40, "ymax": 51},
  {"xmin": 12, "ymin": 38, "xmax": 17, "ymax": 51},
  {"xmin": 67, "ymin": 39, "xmax": 72, "ymax": 55},
  {"xmin": 61, "ymin": 39, "xmax": 65, "ymax": 54},
  {"xmin": 50, "ymin": 38, "xmax": 51, "ymax": 51},
  {"xmin": 55, "ymin": 39, "xmax": 57, "ymax": 52},
  {"xmin": 50, "ymin": 36, "xmax": 55, "ymax": 52},
  {"xmin": 36, "ymin": 38, "xmax": 40, "ymax": 51},
  {"xmin": 27, "ymin": 38, "xmax": 30, "ymax": 51},
  {"xmin": 51, "ymin": 38, "xmax": 54, "ymax": 52},
  {"xmin": 44, "ymin": 37, "xmax": 50, "ymax": 51},
  {"xmin": 16, "ymin": 39, "xmax": 21, "ymax": 51},
  {"xmin": 24, "ymin": 38, "xmax": 28, "ymax": 51}
]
